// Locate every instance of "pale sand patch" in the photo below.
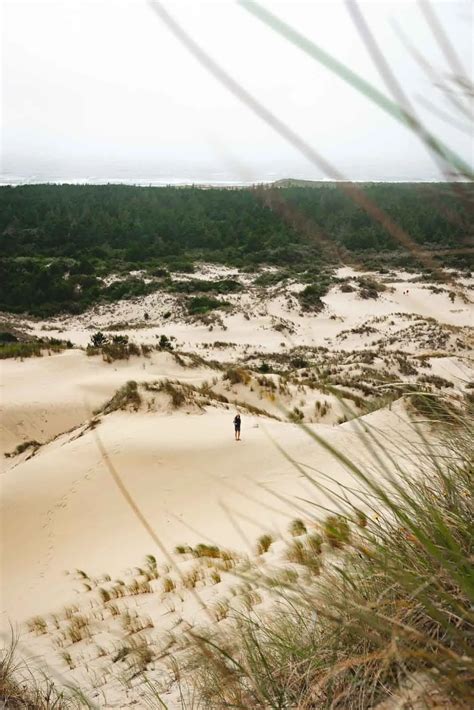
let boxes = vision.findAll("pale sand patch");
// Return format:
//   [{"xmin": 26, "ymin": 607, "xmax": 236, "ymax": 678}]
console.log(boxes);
[{"xmin": 1, "ymin": 400, "xmax": 414, "ymax": 627}]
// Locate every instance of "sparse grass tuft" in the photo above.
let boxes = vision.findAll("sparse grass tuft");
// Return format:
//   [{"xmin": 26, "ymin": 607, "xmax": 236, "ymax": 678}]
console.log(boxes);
[
  {"xmin": 26, "ymin": 615, "xmax": 47, "ymax": 635},
  {"xmin": 289, "ymin": 518, "xmax": 307, "ymax": 536},
  {"xmin": 256, "ymin": 533, "xmax": 274, "ymax": 555},
  {"xmin": 162, "ymin": 577, "xmax": 176, "ymax": 594},
  {"xmin": 96, "ymin": 380, "xmax": 141, "ymax": 415},
  {"xmin": 65, "ymin": 615, "xmax": 90, "ymax": 644}
]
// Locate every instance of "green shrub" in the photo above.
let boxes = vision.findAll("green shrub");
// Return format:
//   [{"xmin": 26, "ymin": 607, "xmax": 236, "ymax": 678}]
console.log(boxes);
[
  {"xmin": 90, "ymin": 331, "xmax": 108, "ymax": 348},
  {"xmin": 187, "ymin": 296, "xmax": 229, "ymax": 315},
  {"xmin": 158, "ymin": 334, "xmax": 173, "ymax": 350},
  {"xmin": 170, "ymin": 278, "xmax": 242, "ymax": 294},
  {"xmin": 409, "ymin": 392, "xmax": 459, "ymax": 423},
  {"xmin": 0, "ymin": 338, "xmax": 71, "ymax": 359},
  {"xmin": 297, "ymin": 283, "xmax": 327, "ymax": 311}
]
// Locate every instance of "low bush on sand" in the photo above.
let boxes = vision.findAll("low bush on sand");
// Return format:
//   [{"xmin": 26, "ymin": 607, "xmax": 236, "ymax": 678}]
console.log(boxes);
[
  {"xmin": 87, "ymin": 332, "xmax": 141, "ymax": 361},
  {"xmin": 297, "ymin": 283, "xmax": 327, "ymax": 312},
  {"xmin": 0, "ymin": 338, "xmax": 72, "ymax": 359},
  {"xmin": 169, "ymin": 278, "xmax": 242, "ymax": 294},
  {"xmin": 187, "ymin": 296, "xmax": 230, "ymax": 315},
  {"xmin": 4, "ymin": 440, "xmax": 41, "ymax": 458},
  {"xmin": 224, "ymin": 367, "xmax": 251, "ymax": 385}
]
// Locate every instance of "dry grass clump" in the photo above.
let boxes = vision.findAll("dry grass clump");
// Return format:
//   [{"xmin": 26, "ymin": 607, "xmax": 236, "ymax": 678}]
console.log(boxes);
[
  {"xmin": 322, "ymin": 515, "xmax": 351, "ymax": 549},
  {"xmin": 1, "ymin": 632, "xmax": 83, "ymax": 708},
  {"xmin": 174, "ymin": 544, "xmax": 192, "ymax": 555},
  {"xmin": 285, "ymin": 539, "xmax": 322, "ymax": 575},
  {"xmin": 192, "ymin": 543, "xmax": 222, "ymax": 559},
  {"xmin": 5, "ymin": 440, "xmax": 41, "ymax": 458},
  {"xmin": 162, "ymin": 577, "xmax": 176, "ymax": 594},
  {"xmin": 224, "ymin": 367, "xmax": 251, "ymax": 385},
  {"xmin": 289, "ymin": 518, "xmax": 307, "ymax": 537},
  {"xmin": 211, "ymin": 599, "xmax": 231, "ymax": 622},
  {"xmin": 408, "ymin": 391, "xmax": 460, "ymax": 423},
  {"xmin": 209, "ymin": 570, "xmax": 222, "ymax": 585},
  {"xmin": 126, "ymin": 578, "xmax": 152, "ymax": 596},
  {"xmin": 159, "ymin": 380, "xmax": 186, "ymax": 408},
  {"xmin": 87, "ymin": 333, "xmax": 141, "ymax": 362},
  {"xmin": 256, "ymin": 533, "xmax": 274, "ymax": 555},
  {"xmin": 65, "ymin": 614, "xmax": 90, "ymax": 644},
  {"xmin": 96, "ymin": 380, "xmax": 141, "ymax": 415},
  {"xmin": 0, "ymin": 338, "xmax": 72, "ymax": 360},
  {"xmin": 120, "ymin": 610, "xmax": 153, "ymax": 635},
  {"xmin": 26, "ymin": 615, "xmax": 48, "ymax": 635},
  {"xmin": 182, "ymin": 567, "xmax": 202, "ymax": 590}
]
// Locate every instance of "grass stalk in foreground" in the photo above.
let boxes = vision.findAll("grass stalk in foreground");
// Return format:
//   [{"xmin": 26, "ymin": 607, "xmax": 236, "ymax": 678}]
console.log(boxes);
[{"xmin": 178, "ymin": 407, "xmax": 474, "ymax": 708}]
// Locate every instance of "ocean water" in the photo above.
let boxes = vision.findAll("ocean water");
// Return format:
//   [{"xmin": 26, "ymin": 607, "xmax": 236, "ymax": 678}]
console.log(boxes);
[{"xmin": 0, "ymin": 156, "xmax": 446, "ymax": 186}]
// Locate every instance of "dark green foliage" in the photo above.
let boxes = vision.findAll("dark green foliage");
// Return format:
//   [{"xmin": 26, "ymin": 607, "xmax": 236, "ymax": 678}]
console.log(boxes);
[
  {"xmin": 90, "ymin": 331, "xmax": 107, "ymax": 348},
  {"xmin": 158, "ymin": 334, "xmax": 173, "ymax": 350},
  {"xmin": 111, "ymin": 334, "xmax": 129, "ymax": 346},
  {"xmin": 409, "ymin": 392, "xmax": 459, "ymax": 423},
  {"xmin": 418, "ymin": 374, "xmax": 454, "ymax": 389},
  {"xmin": 291, "ymin": 356, "xmax": 308, "ymax": 369},
  {"xmin": 298, "ymin": 283, "xmax": 327, "ymax": 311},
  {"xmin": 253, "ymin": 270, "xmax": 289, "ymax": 286},
  {"xmin": 187, "ymin": 296, "xmax": 229, "ymax": 315},
  {"xmin": 0, "ymin": 331, "xmax": 18, "ymax": 343},
  {"xmin": 169, "ymin": 278, "xmax": 242, "ymax": 294},
  {"xmin": 0, "ymin": 183, "xmax": 471, "ymax": 315}
]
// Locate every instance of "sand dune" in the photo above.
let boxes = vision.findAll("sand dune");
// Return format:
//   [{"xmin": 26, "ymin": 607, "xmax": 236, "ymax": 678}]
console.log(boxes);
[
  {"xmin": 1, "ymin": 385, "xmax": 415, "ymax": 626},
  {"xmin": 1, "ymin": 266, "xmax": 472, "ymax": 707},
  {"xmin": 0, "ymin": 349, "xmax": 211, "ymax": 456}
]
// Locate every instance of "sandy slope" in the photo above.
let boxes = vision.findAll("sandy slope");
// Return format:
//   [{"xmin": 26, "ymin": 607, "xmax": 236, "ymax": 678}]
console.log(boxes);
[
  {"xmin": 12, "ymin": 267, "xmax": 473, "ymax": 353},
  {"xmin": 1, "ymin": 384, "xmax": 416, "ymax": 627},
  {"xmin": 0, "ymin": 349, "xmax": 210, "ymax": 456},
  {"xmin": 0, "ymin": 410, "xmax": 324, "ymax": 623},
  {"xmin": 0, "ymin": 266, "xmax": 472, "ymax": 707}
]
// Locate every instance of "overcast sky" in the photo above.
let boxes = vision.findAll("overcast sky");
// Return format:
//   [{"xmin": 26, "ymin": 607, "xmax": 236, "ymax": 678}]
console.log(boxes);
[{"xmin": 1, "ymin": 0, "xmax": 473, "ymax": 183}]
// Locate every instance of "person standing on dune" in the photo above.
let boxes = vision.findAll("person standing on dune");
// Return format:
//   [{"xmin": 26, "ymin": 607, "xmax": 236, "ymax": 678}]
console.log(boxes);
[{"xmin": 233, "ymin": 413, "xmax": 241, "ymax": 441}]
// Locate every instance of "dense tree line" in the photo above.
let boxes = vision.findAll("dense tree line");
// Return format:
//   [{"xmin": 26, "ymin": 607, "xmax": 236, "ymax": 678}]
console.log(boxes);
[{"xmin": 0, "ymin": 183, "xmax": 471, "ymax": 315}]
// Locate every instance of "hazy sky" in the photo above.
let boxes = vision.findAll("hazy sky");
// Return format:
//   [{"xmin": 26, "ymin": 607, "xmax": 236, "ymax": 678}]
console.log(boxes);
[{"xmin": 1, "ymin": 0, "xmax": 473, "ymax": 183}]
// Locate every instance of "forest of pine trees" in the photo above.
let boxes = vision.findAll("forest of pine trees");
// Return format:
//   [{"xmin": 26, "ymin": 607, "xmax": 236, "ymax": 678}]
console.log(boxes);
[{"xmin": 0, "ymin": 183, "xmax": 471, "ymax": 315}]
